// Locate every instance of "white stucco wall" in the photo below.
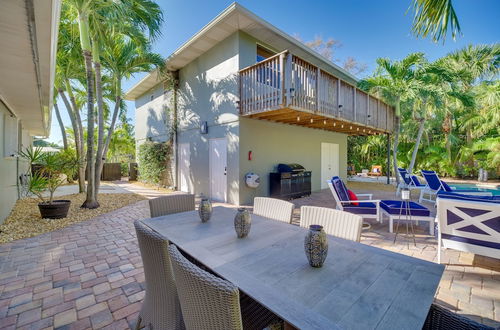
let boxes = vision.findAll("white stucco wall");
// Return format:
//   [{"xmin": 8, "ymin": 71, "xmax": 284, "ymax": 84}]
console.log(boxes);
[{"xmin": 0, "ymin": 102, "xmax": 31, "ymax": 224}]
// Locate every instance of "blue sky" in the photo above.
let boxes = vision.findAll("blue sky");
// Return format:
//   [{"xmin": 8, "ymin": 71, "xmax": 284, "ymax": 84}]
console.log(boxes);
[{"xmin": 47, "ymin": 0, "xmax": 500, "ymax": 144}]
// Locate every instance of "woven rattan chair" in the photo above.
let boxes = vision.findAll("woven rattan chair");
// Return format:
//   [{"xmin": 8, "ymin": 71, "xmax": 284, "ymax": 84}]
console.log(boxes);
[
  {"xmin": 168, "ymin": 245, "xmax": 283, "ymax": 330},
  {"xmin": 134, "ymin": 220, "xmax": 184, "ymax": 330},
  {"xmin": 300, "ymin": 206, "xmax": 363, "ymax": 242},
  {"xmin": 149, "ymin": 194, "xmax": 195, "ymax": 218},
  {"xmin": 253, "ymin": 197, "xmax": 294, "ymax": 224},
  {"xmin": 423, "ymin": 304, "xmax": 495, "ymax": 330}
]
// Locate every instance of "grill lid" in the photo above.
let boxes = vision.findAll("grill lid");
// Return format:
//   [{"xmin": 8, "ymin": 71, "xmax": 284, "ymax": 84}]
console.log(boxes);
[{"xmin": 277, "ymin": 163, "xmax": 305, "ymax": 173}]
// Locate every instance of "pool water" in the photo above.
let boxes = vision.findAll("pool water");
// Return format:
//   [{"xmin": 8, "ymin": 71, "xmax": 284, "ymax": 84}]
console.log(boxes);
[{"xmin": 449, "ymin": 183, "xmax": 500, "ymax": 196}]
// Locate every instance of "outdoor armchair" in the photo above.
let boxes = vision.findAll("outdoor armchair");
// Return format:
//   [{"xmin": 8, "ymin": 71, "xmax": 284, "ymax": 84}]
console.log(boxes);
[
  {"xmin": 300, "ymin": 206, "xmax": 363, "ymax": 242},
  {"xmin": 134, "ymin": 220, "xmax": 184, "ymax": 330},
  {"xmin": 435, "ymin": 193, "xmax": 500, "ymax": 263},
  {"xmin": 149, "ymin": 194, "xmax": 195, "ymax": 217},
  {"xmin": 328, "ymin": 176, "xmax": 381, "ymax": 222},
  {"xmin": 253, "ymin": 197, "xmax": 294, "ymax": 223}
]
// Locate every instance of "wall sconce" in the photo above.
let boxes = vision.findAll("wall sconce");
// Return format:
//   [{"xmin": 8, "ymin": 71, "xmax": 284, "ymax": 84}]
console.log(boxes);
[
  {"xmin": 289, "ymin": 88, "xmax": 295, "ymax": 98},
  {"xmin": 200, "ymin": 121, "xmax": 208, "ymax": 134}
]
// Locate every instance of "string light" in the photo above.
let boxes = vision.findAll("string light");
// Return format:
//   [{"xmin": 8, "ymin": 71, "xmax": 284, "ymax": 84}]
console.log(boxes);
[
  {"xmin": 310, "ymin": 118, "xmax": 314, "ymax": 123},
  {"xmin": 350, "ymin": 126, "xmax": 352, "ymax": 130},
  {"xmin": 297, "ymin": 116, "xmax": 300, "ymax": 122},
  {"xmin": 341, "ymin": 124, "xmax": 344, "ymax": 128},
  {"xmin": 333, "ymin": 122, "xmax": 336, "ymax": 127},
  {"xmin": 323, "ymin": 120, "xmax": 327, "ymax": 125}
]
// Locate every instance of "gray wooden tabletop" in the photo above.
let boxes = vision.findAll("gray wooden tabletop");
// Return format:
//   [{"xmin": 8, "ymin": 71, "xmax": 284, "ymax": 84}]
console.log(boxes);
[{"xmin": 142, "ymin": 206, "xmax": 444, "ymax": 330}]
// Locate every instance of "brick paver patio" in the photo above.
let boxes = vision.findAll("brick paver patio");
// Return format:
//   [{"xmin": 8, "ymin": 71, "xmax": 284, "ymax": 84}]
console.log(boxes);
[{"xmin": 0, "ymin": 182, "xmax": 498, "ymax": 329}]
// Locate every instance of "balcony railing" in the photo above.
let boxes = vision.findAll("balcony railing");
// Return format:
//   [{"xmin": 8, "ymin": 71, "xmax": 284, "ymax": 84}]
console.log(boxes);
[{"xmin": 239, "ymin": 51, "xmax": 395, "ymax": 134}]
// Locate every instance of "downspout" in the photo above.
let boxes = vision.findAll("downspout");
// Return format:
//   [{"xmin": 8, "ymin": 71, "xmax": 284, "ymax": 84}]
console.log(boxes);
[{"xmin": 171, "ymin": 71, "xmax": 180, "ymax": 190}]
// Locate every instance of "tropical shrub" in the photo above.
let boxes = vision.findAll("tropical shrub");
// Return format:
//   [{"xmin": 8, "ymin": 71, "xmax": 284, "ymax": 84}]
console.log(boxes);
[{"xmin": 137, "ymin": 141, "xmax": 172, "ymax": 186}]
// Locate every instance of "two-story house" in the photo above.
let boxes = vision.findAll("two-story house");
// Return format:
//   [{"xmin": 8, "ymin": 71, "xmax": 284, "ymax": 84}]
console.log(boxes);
[{"xmin": 125, "ymin": 3, "xmax": 394, "ymax": 205}]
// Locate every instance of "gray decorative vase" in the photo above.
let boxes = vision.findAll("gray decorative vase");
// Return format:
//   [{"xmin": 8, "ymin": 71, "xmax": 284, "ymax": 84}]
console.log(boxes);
[
  {"xmin": 234, "ymin": 208, "xmax": 251, "ymax": 238},
  {"xmin": 198, "ymin": 198, "xmax": 212, "ymax": 223},
  {"xmin": 304, "ymin": 225, "xmax": 328, "ymax": 267}
]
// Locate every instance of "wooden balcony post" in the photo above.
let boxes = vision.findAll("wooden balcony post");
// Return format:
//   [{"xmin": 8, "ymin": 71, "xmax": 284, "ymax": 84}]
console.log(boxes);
[
  {"xmin": 337, "ymin": 79, "xmax": 341, "ymax": 117},
  {"xmin": 316, "ymin": 67, "xmax": 320, "ymax": 112},
  {"xmin": 279, "ymin": 52, "xmax": 285, "ymax": 106},
  {"xmin": 353, "ymin": 88, "xmax": 357, "ymax": 122}
]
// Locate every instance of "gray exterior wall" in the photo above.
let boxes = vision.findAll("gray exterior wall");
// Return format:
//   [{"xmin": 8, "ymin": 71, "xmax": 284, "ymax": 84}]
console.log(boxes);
[
  {"xmin": 176, "ymin": 32, "xmax": 240, "ymax": 204},
  {"xmin": 133, "ymin": 30, "xmax": 348, "ymax": 206},
  {"xmin": 0, "ymin": 102, "xmax": 31, "ymax": 224},
  {"xmin": 238, "ymin": 117, "xmax": 347, "ymax": 205}
]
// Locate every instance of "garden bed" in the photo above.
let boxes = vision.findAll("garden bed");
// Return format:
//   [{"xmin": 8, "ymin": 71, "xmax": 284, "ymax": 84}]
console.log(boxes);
[{"xmin": 0, "ymin": 193, "xmax": 146, "ymax": 243}]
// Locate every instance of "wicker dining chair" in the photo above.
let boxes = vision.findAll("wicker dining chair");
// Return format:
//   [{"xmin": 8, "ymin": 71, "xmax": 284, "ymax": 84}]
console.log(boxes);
[
  {"xmin": 149, "ymin": 194, "xmax": 195, "ymax": 218},
  {"xmin": 300, "ymin": 206, "xmax": 363, "ymax": 242},
  {"xmin": 423, "ymin": 303, "xmax": 495, "ymax": 330},
  {"xmin": 134, "ymin": 220, "xmax": 184, "ymax": 330},
  {"xmin": 253, "ymin": 197, "xmax": 294, "ymax": 224},
  {"xmin": 168, "ymin": 245, "xmax": 283, "ymax": 330}
]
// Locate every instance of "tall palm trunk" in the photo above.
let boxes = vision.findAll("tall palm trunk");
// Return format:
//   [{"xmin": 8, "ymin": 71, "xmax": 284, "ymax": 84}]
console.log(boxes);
[
  {"xmin": 392, "ymin": 101, "xmax": 401, "ymax": 185},
  {"xmin": 59, "ymin": 88, "xmax": 85, "ymax": 193},
  {"xmin": 53, "ymin": 102, "xmax": 68, "ymax": 150},
  {"xmin": 408, "ymin": 117, "xmax": 426, "ymax": 173},
  {"xmin": 78, "ymin": 13, "xmax": 99, "ymax": 209},
  {"xmin": 93, "ymin": 42, "xmax": 105, "ymax": 196}
]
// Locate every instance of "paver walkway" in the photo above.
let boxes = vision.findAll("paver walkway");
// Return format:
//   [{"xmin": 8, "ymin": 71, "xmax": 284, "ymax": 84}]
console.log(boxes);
[{"xmin": 0, "ymin": 182, "xmax": 498, "ymax": 329}]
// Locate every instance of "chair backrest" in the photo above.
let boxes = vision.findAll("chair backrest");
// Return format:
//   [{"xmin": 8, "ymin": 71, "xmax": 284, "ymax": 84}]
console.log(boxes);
[
  {"xmin": 300, "ymin": 206, "xmax": 363, "ymax": 242},
  {"xmin": 436, "ymin": 196, "xmax": 500, "ymax": 260},
  {"xmin": 398, "ymin": 168, "xmax": 411, "ymax": 185},
  {"xmin": 168, "ymin": 244, "xmax": 243, "ymax": 330},
  {"xmin": 149, "ymin": 194, "xmax": 195, "ymax": 218},
  {"xmin": 410, "ymin": 175, "xmax": 424, "ymax": 187},
  {"xmin": 423, "ymin": 303, "xmax": 495, "ymax": 330},
  {"xmin": 327, "ymin": 177, "xmax": 350, "ymax": 211},
  {"xmin": 421, "ymin": 170, "xmax": 445, "ymax": 191},
  {"xmin": 253, "ymin": 197, "xmax": 294, "ymax": 223},
  {"xmin": 133, "ymin": 220, "xmax": 184, "ymax": 330}
]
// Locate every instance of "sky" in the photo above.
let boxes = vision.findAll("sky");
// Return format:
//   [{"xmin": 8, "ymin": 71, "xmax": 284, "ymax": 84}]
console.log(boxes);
[{"xmin": 47, "ymin": 0, "xmax": 500, "ymax": 144}]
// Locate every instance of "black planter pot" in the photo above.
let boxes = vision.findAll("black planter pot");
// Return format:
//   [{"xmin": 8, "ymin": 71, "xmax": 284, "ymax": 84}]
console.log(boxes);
[{"xmin": 38, "ymin": 200, "xmax": 71, "ymax": 219}]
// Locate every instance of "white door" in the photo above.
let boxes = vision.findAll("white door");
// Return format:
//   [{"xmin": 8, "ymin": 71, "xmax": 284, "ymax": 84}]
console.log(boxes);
[
  {"xmin": 321, "ymin": 142, "xmax": 339, "ymax": 189},
  {"xmin": 209, "ymin": 138, "xmax": 227, "ymax": 202},
  {"xmin": 178, "ymin": 143, "xmax": 190, "ymax": 192}
]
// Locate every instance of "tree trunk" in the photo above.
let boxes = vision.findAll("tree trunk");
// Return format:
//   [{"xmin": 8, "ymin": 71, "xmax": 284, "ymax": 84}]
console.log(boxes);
[
  {"xmin": 81, "ymin": 49, "xmax": 99, "ymax": 209},
  {"xmin": 53, "ymin": 102, "xmax": 68, "ymax": 150},
  {"xmin": 392, "ymin": 100, "xmax": 401, "ymax": 185},
  {"xmin": 408, "ymin": 118, "xmax": 426, "ymax": 173},
  {"xmin": 59, "ymin": 89, "xmax": 86, "ymax": 193},
  {"xmin": 93, "ymin": 50, "xmax": 105, "ymax": 195}
]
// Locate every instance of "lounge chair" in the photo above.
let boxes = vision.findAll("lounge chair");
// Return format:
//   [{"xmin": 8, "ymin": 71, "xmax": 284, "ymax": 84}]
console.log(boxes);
[
  {"xmin": 396, "ymin": 168, "xmax": 426, "ymax": 195},
  {"xmin": 368, "ymin": 165, "xmax": 382, "ymax": 177},
  {"xmin": 436, "ymin": 193, "xmax": 500, "ymax": 263},
  {"xmin": 327, "ymin": 176, "xmax": 381, "ymax": 222},
  {"xmin": 300, "ymin": 206, "xmax": 363, "ymax": 242},
  {"xmin": 253, "ymin": 197, "xmax": 294, "ymax": 223},
  {"xmin": 419, "ymin": 170, "xmax": 492, "ymax": 204}
]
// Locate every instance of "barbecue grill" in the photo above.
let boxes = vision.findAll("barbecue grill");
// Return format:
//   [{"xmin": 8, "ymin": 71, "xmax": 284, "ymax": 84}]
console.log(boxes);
[{"xmin": 270, "ymin": 163, "xmax": 311, "ymax": 199}]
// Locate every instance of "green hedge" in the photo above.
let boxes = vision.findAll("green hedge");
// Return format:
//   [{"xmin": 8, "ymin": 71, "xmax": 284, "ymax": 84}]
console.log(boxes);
[{"xmin": 137, "ymin": 141, "xmax": 172, "ymax": 186}]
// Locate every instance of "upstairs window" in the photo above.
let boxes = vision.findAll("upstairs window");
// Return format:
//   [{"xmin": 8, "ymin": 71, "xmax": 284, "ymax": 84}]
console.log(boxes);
[{"xmin": 256, "ymin": 45, "xmax": 275, "ymax": 63}]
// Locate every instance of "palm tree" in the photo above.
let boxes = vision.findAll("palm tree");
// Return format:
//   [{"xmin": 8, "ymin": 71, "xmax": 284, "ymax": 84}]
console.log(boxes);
[
  {"xmin": 358, "ymin": 53, "xmax": 425, "ymax": 184},
  {"xmin": 409, "ymin": 0, "xmax": 461, "ymax": 42}
]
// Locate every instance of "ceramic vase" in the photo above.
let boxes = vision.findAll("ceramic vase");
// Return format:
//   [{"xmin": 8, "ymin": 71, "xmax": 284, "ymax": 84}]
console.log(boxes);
[
  {"xmin": 234, "ymin": 208, "xmax": 251, "ymax": 238},
  {"xmin": 304, "ymin": 225, "xmax": 328, "ymax": 267},
  {"xmin": 198, "ymin": 198, "xmax": 212, "ymax": 223}
]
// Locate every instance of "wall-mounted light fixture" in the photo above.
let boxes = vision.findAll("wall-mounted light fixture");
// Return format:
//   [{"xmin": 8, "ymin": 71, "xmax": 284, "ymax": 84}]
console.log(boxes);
[
  {"xmin": 290, "ymin": 88, "xmax": 295, "ymax": 98},
  {"xmin": 200, "ymin": 121, "xmax": 208, "ymax": 134}
]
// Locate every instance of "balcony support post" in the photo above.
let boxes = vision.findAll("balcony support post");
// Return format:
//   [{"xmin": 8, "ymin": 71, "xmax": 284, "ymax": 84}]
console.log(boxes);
[
  {"xmin": 285, "ymin": 52, "xmax": 292, "ymax": 107},
  {"xmin": 316, "ymin": 67, "xmax": 320, "ymax": 112}
]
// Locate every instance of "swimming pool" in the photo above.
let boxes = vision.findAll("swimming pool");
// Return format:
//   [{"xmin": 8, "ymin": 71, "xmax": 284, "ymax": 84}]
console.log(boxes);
[{"xmin": 448, "ymin": 183, "xmax": 500, "ymax": 196}]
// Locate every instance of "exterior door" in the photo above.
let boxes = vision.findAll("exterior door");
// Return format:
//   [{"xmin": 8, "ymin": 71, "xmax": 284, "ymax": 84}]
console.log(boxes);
[
  {"xmin": 209, "ymin": 138, "xmax": 227, "ymax": 202},
  {"xmin": 321, "ymin": 142, "xmax": 339, "ymax": 189},
  {"xmin": 178, "ymin": 143, "xmax": 190, "ymax": 192}
]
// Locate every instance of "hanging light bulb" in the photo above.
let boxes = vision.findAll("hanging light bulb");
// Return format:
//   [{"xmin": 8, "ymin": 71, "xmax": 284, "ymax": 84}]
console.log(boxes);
[
  {"xmin": 357, "ymin": 127, "xmax": 359, "ymax": 131},
  {"xmin": 310, "ymin": 118, "xmax": 314, "ymax": 123},
  {"xmin": 323, "ymin": 120, "xmax": 327, "ymax": 125},
  {"xmin": 350, "ymin": 126, "xmax": 352, "ymax": 130},
  {"xmin": 341, "ymin": 124, "xmax": 344, "ymax": 128},
  {"xmin": 363, "ymin": 129, "xmax": 366, "ymax": 132},
  {"xmin": 333, "ymin": 122, "xmax": 336, "ymax": 127},
  {"xmin": 297, "ymin": 116, "xmax": 300, "ymax": 122}
]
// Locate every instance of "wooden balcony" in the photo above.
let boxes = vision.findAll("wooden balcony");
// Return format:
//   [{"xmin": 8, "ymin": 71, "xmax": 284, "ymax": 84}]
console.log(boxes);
[{"xmin": 239, "ymin": 51, "xmax": 394, "ymax": 135}]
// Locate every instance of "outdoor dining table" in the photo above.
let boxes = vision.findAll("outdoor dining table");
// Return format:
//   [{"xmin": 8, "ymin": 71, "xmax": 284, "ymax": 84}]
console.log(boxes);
[{"xmin": 142, "ymin": 206, "xmax": 444, "ymax": 330}]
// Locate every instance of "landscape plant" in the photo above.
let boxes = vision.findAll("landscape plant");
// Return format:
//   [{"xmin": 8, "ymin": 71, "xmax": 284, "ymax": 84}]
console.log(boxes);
[{"xmin": 137, "ymin": 141, "xmax": 172, "ymax": 186}]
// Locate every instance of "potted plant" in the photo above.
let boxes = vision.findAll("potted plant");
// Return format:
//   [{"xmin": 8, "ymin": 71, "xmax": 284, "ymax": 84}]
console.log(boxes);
[{"xmin": 19, "ymin": 147, "xmax": 79, "ymax": 219}]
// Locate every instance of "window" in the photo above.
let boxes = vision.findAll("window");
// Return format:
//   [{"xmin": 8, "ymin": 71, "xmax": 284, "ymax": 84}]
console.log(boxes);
[
  {"xmin": 256, "ymin": 45, "xmax": 275, "ymax": 63},
  {"xmin": 3, "ymin": 114, "xmax": 18, "ymax": 157}
]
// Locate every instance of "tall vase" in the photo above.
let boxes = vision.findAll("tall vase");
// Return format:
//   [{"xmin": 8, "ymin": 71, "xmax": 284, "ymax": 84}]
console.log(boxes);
[
  {"xmin": 304, "ymin": 225, "xmax": 328, "ymax": 267},
  {"xmin": 198, "ymin": 198, "xmax": 212, "ymax": 223},
  {"xmin": 234, "ymin": 208, "xmax": 251, "ymax": 238}
]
